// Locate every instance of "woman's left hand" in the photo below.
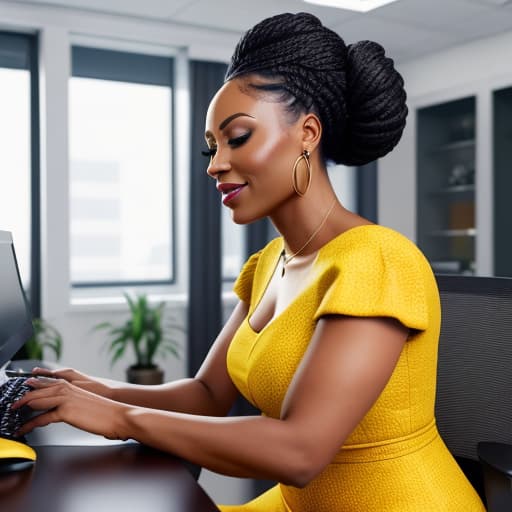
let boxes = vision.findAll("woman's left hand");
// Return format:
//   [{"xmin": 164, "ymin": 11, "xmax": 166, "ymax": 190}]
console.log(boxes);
[{"xmin": 12, "ymin": 377, "xmax": 131, "ymax": 440}]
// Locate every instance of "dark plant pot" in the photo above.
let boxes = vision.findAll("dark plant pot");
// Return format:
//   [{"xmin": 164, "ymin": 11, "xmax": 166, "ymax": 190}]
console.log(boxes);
[{"xmin": 126, "ymin": 365, "xmax": 164, "ymax": 385}]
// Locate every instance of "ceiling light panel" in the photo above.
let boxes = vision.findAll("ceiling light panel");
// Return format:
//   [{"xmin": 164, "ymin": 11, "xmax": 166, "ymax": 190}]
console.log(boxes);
[{"xmin": 303, "ymin": 0, "xmax": 401, "ymax": 12}]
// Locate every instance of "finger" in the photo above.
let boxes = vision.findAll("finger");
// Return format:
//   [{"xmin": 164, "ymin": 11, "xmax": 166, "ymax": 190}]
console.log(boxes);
[
  {"xmin": 27, "ymin": 377, "xmax": 61, "ymax": 388},
  {"xmin": 20, "ymin": 396, "xmax": 63, "ymax": 411},
  {"xmin": 17, "ymin": 410, "xmax": 60, "ymax": 436},
  {"xmin": 32, "ymin": 367, "xmax": 76, "ymax": 381},
  {"xmin": 31, "ymin": 367, "xmax": 55, "ymax": 376},
  {"xmin": 12, "ymin": 380, "xmax": 63, "ymax": 409},
  {"xmin": 52, "ymin": 368, "xmax": 80, "ymax": 379}
]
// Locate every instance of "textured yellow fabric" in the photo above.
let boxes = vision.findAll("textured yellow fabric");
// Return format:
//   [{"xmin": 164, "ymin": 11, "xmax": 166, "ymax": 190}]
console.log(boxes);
[{"xmin": 220, "ymin": 225, "xmax": 485, "ymax": 511}]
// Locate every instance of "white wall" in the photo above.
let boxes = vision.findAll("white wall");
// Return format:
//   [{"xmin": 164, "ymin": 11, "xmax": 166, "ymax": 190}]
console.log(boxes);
[
  {"xmin": 379, "ymin": 29, "xmax": 512, "ymax": 275},
  {"xmin": 0, "ymin": 1, "xmax": 255, "ymax": 504}
]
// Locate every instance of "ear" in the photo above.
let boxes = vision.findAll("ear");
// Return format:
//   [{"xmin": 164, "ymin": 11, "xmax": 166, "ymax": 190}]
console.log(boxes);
[{"xmin": 301, "ymin": 113, "xmax": 322, "ymax": 152}]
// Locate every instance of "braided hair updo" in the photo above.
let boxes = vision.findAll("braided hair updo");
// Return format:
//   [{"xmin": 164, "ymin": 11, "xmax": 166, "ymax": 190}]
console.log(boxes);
[{"xmin": 226, "ymin": 12, "xmax": 408, "ymax": 166}]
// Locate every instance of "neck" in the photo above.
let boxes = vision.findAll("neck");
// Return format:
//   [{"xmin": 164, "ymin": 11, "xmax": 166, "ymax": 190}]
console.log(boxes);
[
  {"xmin": 279, "ymin": 197, "xmax": 337, "ymax": 276},
  {"xmin": 271, "ymin": 193, "xmax": 338, "ymax": 254}
]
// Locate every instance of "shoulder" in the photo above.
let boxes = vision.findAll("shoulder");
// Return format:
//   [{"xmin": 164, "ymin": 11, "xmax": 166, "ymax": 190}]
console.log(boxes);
[
  {"xmin": 319, "ymin": 224, "xmax": 430, "ymax": 273},
  {"xmin": 314, "ymin": 225, "xmax": 433, "ymax": 330},
  {"xmin": 233, "ymin": 237, "xmax": 282, "ymax": 304}
]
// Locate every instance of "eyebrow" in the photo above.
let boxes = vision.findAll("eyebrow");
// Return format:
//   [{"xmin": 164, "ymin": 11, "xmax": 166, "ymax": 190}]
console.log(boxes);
[{"xmin": 219, "ymin": 112, "xmax": 254, "ymax": 131}]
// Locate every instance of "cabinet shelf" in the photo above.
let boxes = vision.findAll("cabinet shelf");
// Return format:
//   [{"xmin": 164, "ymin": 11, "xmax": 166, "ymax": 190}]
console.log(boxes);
[
  {"xmin": 430, "ymin": 228, "xmax": 476, "ymax": 237},
  {"xmin": 432, "ymin": 184, "xmax": 475, "ymax": 195},
  {"xmin": 435, "ymin": 139, "xmax": 475, "ymax": 152},
  {"xmin": 417, "ymin": 96, "xmax": 476, "ymax": 275}
]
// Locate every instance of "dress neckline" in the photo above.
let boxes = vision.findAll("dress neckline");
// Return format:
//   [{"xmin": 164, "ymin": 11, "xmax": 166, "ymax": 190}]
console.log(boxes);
[{"xmin": 246, "ymin": 223, "xmax": 378, "ymax": 335}]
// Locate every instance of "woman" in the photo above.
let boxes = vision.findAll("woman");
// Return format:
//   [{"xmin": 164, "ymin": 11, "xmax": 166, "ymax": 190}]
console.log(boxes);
[{"xmin": 15, "ymin": 12, "xmax": 485, "ymax": 511}]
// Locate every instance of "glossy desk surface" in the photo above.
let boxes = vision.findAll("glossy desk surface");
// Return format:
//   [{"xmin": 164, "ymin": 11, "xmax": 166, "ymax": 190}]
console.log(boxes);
[{"xmin": 0, "ymin": 432, "xmax": 219, "ymax": 512}]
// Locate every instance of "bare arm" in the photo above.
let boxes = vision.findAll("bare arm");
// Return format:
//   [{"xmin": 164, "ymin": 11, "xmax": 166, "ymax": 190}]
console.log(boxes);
[
  {"xmin": 33, "ymin": 301, "xmax": 248, "ymax": 416},
  {"xmin": 18, "ymin": 314, "xmax": 408, "ymax": 487}
]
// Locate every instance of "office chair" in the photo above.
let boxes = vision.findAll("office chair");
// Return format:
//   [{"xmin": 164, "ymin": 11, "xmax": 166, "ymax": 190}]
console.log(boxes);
[{"xmin": 435, "ymin": 274, "xmax": 512, "ymax": 512}]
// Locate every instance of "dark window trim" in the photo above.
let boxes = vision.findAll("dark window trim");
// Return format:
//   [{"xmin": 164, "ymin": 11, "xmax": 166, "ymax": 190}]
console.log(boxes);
[
  {"xmin": 29, "ymin": 33, "xmax": 41, "ymax": 318},
  {"xmin": 0, "ymin": 31, "xmax": 41, "ymax": 318},
  {"xmin": 70, "ymin": 46, "xmax": 176, "ymax": 289},
  {"xmin": 356, "ymin": 161, "xmax": 378, "ymax": 224}
]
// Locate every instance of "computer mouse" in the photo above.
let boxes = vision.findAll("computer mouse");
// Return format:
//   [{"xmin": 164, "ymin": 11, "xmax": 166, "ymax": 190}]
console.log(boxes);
[
  {"xmin": 0, "ymin": 437, "xmax": 36, "ymax": 472},
  {"xmin": 0, "ymin": 377, "xmax": 37, "ymax": 472}
]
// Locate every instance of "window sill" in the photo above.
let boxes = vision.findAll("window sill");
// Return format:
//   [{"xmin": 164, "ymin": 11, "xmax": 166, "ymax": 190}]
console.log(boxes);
[{"xmin": 69, "ymin": 290, "xmax": 239, "ymax": 312}]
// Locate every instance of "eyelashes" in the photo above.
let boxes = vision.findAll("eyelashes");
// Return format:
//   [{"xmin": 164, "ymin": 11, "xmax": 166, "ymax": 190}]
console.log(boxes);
[
  {"xmin": 229, "ymin": 132, "xmax": 251, "ymax": 148},
  {"xmin": 202, "ymin": 132, "xmax": 252, "ymax": 158},
  {"xmin": 201, "ymin": 147, "xmax": 216, "ymax": 158}
]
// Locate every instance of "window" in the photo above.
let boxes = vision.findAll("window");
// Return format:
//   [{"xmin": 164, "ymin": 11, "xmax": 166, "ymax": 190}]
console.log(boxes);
[
  {"xmin": 221, "ymin": 206, "xmax": 246, "ymax": 281},
  {"xmin": 70, "ymin": 47, "xmax": 174, "ymax": 286},
  {"xmin": 0, "ymin": 32, "xmax": 39, "ymax": 314}
]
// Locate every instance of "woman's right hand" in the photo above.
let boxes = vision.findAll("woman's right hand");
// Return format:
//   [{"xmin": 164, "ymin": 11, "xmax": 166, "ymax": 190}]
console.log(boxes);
[{"xmin": 30, "ymin": 367, "xmax": 115, "ymax": 400}]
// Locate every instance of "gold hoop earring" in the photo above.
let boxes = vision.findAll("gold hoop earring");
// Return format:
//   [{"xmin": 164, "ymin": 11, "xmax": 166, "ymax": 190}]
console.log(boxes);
[{"xmin": 292, "ymin": 150, "xmax": 312, "ymax": 197}]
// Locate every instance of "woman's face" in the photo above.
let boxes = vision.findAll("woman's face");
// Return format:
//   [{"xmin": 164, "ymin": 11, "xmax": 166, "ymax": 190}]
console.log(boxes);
[{"xmin": 204, "ymin": 77, "xmax": 304, "ymax": 224}]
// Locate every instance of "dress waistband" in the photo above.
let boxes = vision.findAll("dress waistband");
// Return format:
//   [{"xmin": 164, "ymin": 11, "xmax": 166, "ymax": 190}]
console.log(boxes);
[{"xmin": 332, "ymin": 418, "xmax": 439, "ymax": 464}]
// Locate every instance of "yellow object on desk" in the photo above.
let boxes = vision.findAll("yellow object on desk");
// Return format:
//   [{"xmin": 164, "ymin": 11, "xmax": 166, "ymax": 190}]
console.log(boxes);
[{"xmin": 0, "ymin": 437, "xmax": 36, "ymax": 462}]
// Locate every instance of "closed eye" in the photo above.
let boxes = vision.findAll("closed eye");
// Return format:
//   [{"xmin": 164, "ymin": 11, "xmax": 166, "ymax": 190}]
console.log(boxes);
[
  {"xmin": 202, "ymin": 147, "xmax": 217, "ymax": 158},
  {"xmin": 228, "ymin": 132, "xmax": 251, "ymax": 148}
]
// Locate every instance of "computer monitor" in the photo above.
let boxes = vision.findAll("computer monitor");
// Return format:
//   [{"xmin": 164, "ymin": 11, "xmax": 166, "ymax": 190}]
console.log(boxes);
[{"xmin": 0, "ymin": 230, "xmax": 33, "ymax": 371}]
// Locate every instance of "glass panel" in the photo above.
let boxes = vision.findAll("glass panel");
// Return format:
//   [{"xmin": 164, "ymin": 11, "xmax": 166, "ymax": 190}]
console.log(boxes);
[
  {"xmin": 69, "ymin": 77, "xmax": 172, "ymax": 284},
  {"xmin": 0, "ymin": 67, "xmax": 31, "ymax": 287},
  {"xmin": 417, "ymin": 97, "xmax": 476, "ymax": 275}
]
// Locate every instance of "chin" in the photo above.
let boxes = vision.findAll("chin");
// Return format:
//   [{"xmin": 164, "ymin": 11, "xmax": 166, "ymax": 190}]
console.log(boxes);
[{"xmin": 230, "ymin": 208, "xmax": 263, "ymax": 226}]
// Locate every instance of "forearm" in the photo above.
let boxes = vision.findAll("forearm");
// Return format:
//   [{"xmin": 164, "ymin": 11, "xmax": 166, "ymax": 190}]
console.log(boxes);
[
  {"xmin": 108, "ymin": 378, "xmax": 228, "ymax": 416},
  {"xmin": 121, "ymin": 408, "xmax": 312, "ymax": 486}
]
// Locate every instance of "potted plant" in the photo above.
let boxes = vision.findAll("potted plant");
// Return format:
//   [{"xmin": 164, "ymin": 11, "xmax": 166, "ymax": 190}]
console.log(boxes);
[
  {"xmin": 94, "ymin": 293, "xmax": 181, "ymax": 385},
  {"xmin": 9, "ymin": 318, "xmax": 63, "ymax": 374},
  {"xmin": 25, "ymin": 318, "xmax": 63, "ymax": 362}
]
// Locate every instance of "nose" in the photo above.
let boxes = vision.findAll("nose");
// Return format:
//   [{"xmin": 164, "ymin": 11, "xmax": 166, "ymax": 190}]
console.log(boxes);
[{"xmin": 206, "ymin": 149, "xmax": 231, "ymax": 179}]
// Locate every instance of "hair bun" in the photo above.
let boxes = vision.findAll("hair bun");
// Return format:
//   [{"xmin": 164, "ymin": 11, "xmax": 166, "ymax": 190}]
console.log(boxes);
[
  {"xmin": 225, "ymin": 13, "xmax": 407, "ymax": 167},
  {"xmin": 335, "ymin": 40, "xmax": 408, "ymax": 166}
]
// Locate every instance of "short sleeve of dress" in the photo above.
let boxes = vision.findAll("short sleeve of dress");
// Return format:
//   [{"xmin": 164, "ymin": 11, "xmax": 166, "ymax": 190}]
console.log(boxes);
[
  {"xmin": 233, "ymin": 250, "xmax": 261, "ymax": 304},
  {"xmin": 313, "ymin": 229, "xmax": 429, "ymax": 332}
]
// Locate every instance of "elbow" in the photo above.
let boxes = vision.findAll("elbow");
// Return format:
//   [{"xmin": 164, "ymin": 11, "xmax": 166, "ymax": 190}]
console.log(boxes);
[{"xmin": 281, "ymin": 448, "xmax": 326, "ymax": 489}]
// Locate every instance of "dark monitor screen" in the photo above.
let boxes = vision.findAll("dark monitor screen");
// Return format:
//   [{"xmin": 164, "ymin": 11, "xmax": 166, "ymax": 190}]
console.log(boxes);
[{"xmin": 0, "ymin": 231, "xmax": 33, "ymax": 368}]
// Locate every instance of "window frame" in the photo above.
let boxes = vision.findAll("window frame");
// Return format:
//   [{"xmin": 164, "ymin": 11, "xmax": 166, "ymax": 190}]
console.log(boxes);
[
  {"xmin": 69, "ymin": 46, "xmax": 176, "ymax": 289},
  {"xmin": 0, "ymin": 30, "xmax": 41, "ymax": 317}
]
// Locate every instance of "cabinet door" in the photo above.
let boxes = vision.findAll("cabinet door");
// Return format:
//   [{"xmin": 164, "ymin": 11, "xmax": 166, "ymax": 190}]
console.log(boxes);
[
  {"xmin": 417, "ymin": 97, "xmax": 476, "ymax": 274},
  {"xmin": 493, "ymin": 87, "xmax": 512, "ymax": 277}
]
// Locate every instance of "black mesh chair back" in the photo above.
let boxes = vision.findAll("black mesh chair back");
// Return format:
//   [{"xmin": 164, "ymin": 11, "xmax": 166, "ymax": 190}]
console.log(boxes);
[{"xmin": 435, "ymin": 274, "xmax": 512, "ymax": 505}]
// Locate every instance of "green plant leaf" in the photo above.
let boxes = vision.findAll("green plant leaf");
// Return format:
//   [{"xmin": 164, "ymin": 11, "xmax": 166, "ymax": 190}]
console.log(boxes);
[
  {"xmin": 92, "ymin": 292, "xmax": 181, "ymax": 369},
  {"xmin": 26, "ymin": 318, "xmax": 63, "ymax": 361}
]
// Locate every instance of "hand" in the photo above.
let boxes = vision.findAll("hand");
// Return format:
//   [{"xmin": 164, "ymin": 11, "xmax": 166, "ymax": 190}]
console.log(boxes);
[
  {"xmin": 12, "ymin": 377, "xmax": 131, "ymax": 440},
  {"xmin": 30, "ymin": 367, "xmax": 114, "ymax": 399}
]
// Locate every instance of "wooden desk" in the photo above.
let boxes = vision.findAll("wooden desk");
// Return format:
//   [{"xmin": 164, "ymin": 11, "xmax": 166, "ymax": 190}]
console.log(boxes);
[{"xmin": 0, "ymin": 443, "xmax": 219, "ymax": 512}]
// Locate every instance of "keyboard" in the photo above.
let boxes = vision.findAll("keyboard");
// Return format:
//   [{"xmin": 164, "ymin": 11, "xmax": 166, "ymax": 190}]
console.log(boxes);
[{"xmin": 0, "ymin": 377, "xmax": 31, "ymax": 440}]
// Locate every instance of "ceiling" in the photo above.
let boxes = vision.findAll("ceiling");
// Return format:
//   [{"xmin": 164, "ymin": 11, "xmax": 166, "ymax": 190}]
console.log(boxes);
[{"xmin": 7, "ymin": 0, "xmax": 512, "ymax": 62}]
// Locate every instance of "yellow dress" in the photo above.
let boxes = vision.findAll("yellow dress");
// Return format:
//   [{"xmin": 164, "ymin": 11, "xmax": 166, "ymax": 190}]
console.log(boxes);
[{"xmin": 219, "ymin": 225, "xmax": 485, "ymax": 512}]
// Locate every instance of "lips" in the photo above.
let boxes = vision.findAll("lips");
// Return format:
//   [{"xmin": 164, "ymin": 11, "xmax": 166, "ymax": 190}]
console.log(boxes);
[{"xmin": 217, "ymin": 182, "xmax": 247, "ymax": 205}]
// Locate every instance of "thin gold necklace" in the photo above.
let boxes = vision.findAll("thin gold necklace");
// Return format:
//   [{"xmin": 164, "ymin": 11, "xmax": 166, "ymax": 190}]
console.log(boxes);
[{"xmin": 281, "ymin": 198, "xmax": 337, "ymax": 277}]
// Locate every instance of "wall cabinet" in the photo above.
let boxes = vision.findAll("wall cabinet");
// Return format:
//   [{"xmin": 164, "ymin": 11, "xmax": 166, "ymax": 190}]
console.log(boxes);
[
  {"xmin": 417, "ymin": 97, "xmax": 476, "ymax": 274},
  {"xmin": 493, "ymin": 86, "xmax": 512, "ymax": 278}
]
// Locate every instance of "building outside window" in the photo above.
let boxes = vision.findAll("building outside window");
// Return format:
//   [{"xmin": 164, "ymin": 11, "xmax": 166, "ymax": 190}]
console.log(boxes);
[
  {"xmin": 70, "ymin": 47, "xmax": 174, "ymax": 287},
  {"xmin": 0, "ymin": 32, "xmax": 39, "ymax": 313}
]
